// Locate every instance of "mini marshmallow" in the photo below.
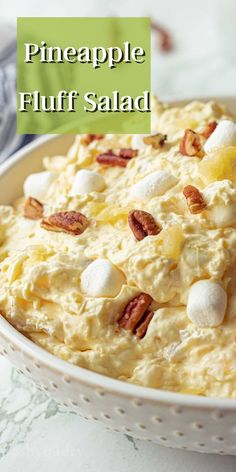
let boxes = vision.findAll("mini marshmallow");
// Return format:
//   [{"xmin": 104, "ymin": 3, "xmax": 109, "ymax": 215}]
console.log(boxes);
[
  {"xmin": 187, "ymin": 280, "xmax": 227, "ymax": 328},
  {"xmin": 130, "ymin": 170, "xmax": 177, "ymax": 201},
  {"xmin": 203, "ymin": 180, "xmax": 236, "ymax": 227},
  {"xmin": 81, "ymin": 258, "xmax": 126, "ymax": 298},
  {"xmin": 204, "ymin": 120, "xmax": 236, "ymax": 154},
  {"xmin": 23, "ymin": 171, "xmax": 56, "ymax": 201},
  {"xmin": 70, "ymin": 169, "xmax": 105, "ymax": 196}
]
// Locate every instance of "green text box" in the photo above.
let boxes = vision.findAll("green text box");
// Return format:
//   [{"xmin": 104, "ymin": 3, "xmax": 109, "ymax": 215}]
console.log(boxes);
[{"xmin": 17, "ymin": 17, "xmax": 151, "ymax": 134}]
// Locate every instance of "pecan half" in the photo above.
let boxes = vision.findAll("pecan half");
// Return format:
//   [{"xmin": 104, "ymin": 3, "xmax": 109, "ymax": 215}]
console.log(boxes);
[
  {"xmin": 200, "ymin": 121, "xmax": 217, "ymax": 139},
  {"xmin": 81, "ymin": 134, "xmax": 104, "ymax": 145},
  {"xmin": 179, "ymin": 129, "xmax": 203, "ymax": 157},
  {"xmin": 96, "ymin": 149, "xmax": 138, "ymax": 167},
  {"xmin": 118, "ymin": 293, "xmax": 153, "ymax": 338},
  {"xmin": 23, "ymin": 197, "xmax": 44, "ymax": 220},
  {"xmin": 41, "ymin": 211, "xmax": 88, "ymax": 235},
  {"xmin": 128, "ymin": 210, "xmax": 162, "ymax": 241},
  {"xmin": 143, "ymin": 133, "xmax": 167, "ymax": 149},
  {"xmin": 183, "ymin": 185, "xmax": 206, "ymax": 214}
]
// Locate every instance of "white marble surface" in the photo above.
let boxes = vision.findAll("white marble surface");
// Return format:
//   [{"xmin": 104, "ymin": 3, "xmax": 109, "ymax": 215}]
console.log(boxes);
[{"xmin": 1, "ymin": 0, "xmax": 236, "ymax": 469}]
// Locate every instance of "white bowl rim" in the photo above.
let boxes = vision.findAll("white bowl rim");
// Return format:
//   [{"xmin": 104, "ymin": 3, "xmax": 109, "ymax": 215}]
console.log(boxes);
[{"xmin": 1, "ymin": 95, "xmax": 236, "ymax": 410}]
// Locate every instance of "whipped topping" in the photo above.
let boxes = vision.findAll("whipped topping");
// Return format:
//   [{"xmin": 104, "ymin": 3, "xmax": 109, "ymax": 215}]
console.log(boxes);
[
  {"xmin": 81, "ymin": 258, "xmax": 126, "ymax": 297},
  {"xmin": 131, "ymin": 131, "xmax": 158, "ymax": 150},
  {"xmin": 187, "ymin": 280, "xmax": 227, "ymax": 327},
  {"xmin": 23, "ymin": 171, "xmax": 56, "ymax": 201},
  {"xmin": 131, "ymin": 134, "xmax": 147, "ymax": 150},
  {"xmin": 204, "ymin": 120, "xmax": 236, "ymax": 154},
  {"xmin": 130, "ymin": 170, "xmax": 177, "ymax": 201},
  {"xmin": 71, "ymin": 169, "xmax": 105, "ymax": 195},
  {"xmin": 2, "ymin": 97, "xmax": 236, "ymax": 398}
]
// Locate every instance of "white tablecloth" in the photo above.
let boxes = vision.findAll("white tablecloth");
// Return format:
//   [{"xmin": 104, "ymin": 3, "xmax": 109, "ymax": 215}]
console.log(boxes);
[{"xmin": 1, "ymin": 356, "xmax": 236, "ymax": 471}]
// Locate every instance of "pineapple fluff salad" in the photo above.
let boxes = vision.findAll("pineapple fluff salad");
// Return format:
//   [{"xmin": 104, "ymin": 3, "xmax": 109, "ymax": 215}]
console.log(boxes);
[{"xmin": 1, "ymin": 97, "xmax": 236, "ymax": 398}]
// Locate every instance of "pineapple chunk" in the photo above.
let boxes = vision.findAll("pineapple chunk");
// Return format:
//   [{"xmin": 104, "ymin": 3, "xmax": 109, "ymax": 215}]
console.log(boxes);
[
  {"xmin": 157, "ymin": 224, "xmax": 185, "ymax": 260},
  {"xmin": 176, "ymin": 118, "xmax": 199, "ymax": 130},
  {"xmin": 87, "ymin": 202, "xmax": 107, "ymax": 217},
  {"xmin": 96, "ymin": 205, "xmax": 131, "ymax": 223},
  {"xmin": 199, "ymin": 146, "xmax": 236, "ymax": 184}
]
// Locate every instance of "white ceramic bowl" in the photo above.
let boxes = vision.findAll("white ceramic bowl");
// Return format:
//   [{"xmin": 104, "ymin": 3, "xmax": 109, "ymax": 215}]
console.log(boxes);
[{"xmin": 1, "ymin": 98, "xmax": 236, "ymax": 455}]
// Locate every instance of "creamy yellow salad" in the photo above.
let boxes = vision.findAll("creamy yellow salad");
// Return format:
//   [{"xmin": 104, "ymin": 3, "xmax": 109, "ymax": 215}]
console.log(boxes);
[{"xmin": 1, "ymin": 97, "xmax": 236, "ymax": 398}]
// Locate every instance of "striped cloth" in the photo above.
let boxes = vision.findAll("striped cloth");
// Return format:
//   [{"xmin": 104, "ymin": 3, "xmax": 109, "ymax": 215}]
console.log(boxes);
[{"xmin": 0, "ymin": 23, "xmax": 35, "ymax": 163}]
